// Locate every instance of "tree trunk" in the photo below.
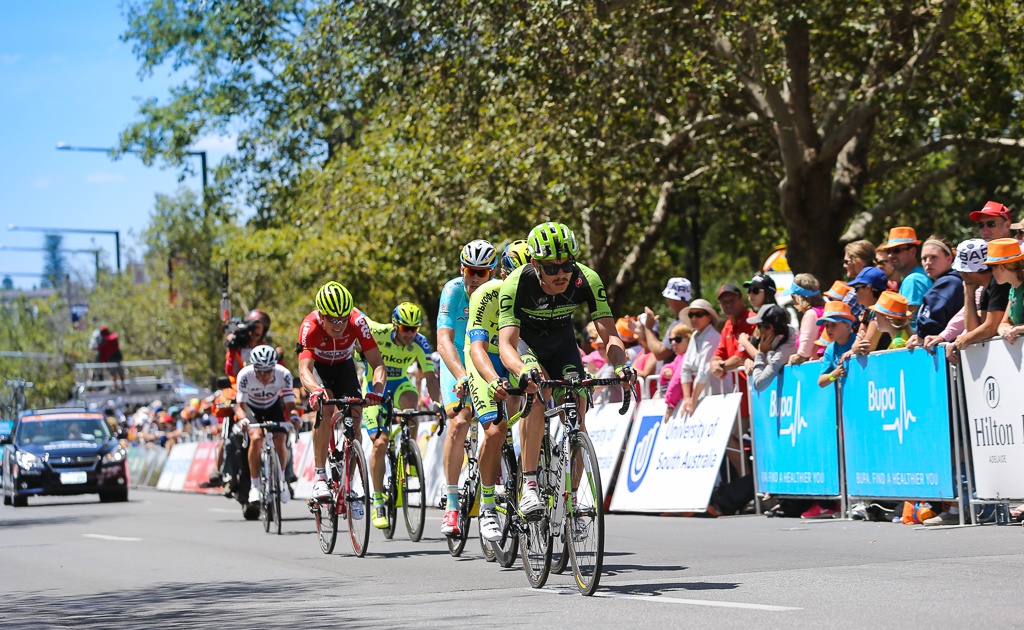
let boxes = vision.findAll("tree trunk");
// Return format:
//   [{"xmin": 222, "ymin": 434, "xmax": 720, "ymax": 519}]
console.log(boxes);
[{"xmin": 781, "ymin": 161, "xmax": 849, "ymax": 283}]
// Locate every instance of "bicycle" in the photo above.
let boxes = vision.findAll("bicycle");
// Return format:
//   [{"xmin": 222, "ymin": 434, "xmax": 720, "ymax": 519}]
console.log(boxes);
[
  {"xmin": 381, "ymin": 404, "xmax": 442, "ymax": 542},
  {"xmin": 307, "ymin": 397, "xmax": 372, "ymax": 557},
  {"xmin": 486, "ymin": 386, "xmax": 534, "ymax": 568},
  {"xmin": 442, "ymin": 407, "xmax": 478, "ymax": 557},
  {"xmin": 251, "ymin": 421, "xmax": 289, "ymax": 535},
  {"xmin": 518, "ymin": 372, "xmax": 631, "ymax": 596}
]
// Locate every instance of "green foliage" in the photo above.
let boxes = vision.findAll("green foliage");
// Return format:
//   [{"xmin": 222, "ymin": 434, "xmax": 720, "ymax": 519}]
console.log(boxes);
[{"xmin": 0, "ymin": 297, "xmax": 79, "ymax": 407}]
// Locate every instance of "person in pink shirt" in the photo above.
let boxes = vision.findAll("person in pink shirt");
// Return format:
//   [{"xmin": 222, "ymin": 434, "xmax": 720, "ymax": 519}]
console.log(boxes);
[
  {"xmin": 785, "ymin": 274, "xmax": 826, "ymax": 364},
  {"xmin": 660, "ymin": 322, "xmax": 694, "ymax": 421}
]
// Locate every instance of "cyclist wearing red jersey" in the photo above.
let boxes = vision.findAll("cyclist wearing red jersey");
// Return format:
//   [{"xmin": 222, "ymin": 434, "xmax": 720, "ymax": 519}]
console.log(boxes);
[{"xmin": 297, "ymin": 282, "xmax": 387, "ymax": 504}]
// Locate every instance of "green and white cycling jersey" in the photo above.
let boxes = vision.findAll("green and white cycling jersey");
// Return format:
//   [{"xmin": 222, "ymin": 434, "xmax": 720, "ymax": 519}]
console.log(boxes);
[{"xmin": 498, "ymin": 262, "xmax": 613, "ymax": 340}]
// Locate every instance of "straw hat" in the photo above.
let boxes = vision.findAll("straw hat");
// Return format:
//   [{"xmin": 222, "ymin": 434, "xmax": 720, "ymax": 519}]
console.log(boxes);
[
  {"xmin": 868, "ymin": 291, "xmax": 910, "ymax": 319},
  {"xmin": 679, "ymin": 298, "xmax": 720, "ymax": 327}
]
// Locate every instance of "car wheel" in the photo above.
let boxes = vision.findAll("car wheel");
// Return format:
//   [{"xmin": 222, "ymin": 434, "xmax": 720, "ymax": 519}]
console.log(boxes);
[
  {"xmin": 99, "ymin": 488, "xmax": 129, "ymax": 503},
  {"xmin": 12, "ymin": 495, "xmax": 27, "ymax": 508}
]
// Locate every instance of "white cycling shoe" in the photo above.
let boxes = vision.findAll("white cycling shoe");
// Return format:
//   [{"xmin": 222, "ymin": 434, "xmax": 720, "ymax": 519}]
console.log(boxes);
[
  {"xmin": 479, "ymin": 510, "xmax": 503, "ymax": 542},
  {"xmin": 312, "ymin": 479, "xmax": 331, "ymax": 501},
  {"xmin": 518, "ymin": 486, "xmax": 544, "ymax": 516}
]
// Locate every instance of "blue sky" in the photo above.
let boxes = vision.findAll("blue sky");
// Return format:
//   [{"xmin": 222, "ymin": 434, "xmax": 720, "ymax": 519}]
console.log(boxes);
[{"xmin": 0, "ymin": 2, "xmax": 235, "ymax": 289}]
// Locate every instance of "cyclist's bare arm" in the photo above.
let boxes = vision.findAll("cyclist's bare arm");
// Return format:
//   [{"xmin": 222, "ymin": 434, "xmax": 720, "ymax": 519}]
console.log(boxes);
[
  {"xmin": 471, "ymin": 339, "xmax": 508, "ymax": 401},
  {"xmin": 594, "ymin": 316, "xmax": 627, "ymax": 368},
  {"xmin": 361, "ymin": 346, "xmax": 387, "ymax": 394},
  {"xmin": 426, "ymin": 370, "xmax": 442, "ymax": 404},
  {"xmin": 436, "ymin": 327, "xmax": 466, "ymax": 381},
  {"xmin": 498, "ymin": 326, "xmax": 525, "ymax": 376},
  {"xmin": 298, "ymin": 357, "xmax": 323, "ymax": 406}
]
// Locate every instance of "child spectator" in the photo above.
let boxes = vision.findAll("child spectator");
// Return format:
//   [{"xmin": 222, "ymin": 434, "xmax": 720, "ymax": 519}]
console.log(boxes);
[
  {"xmin": 868, "ymin": 292, "xmax": 912, "ymax": 350},
  {"xmin": 824, "ymin": 281, "xmax": 852, "ymax": 302},
  {"xmin": 747, "ymin": 305, "xmax": 798, "ymax": 392},
  {"xmin": 847, "ymin": 267, "xmax": 892, "ymax": 354},
  {"xmin": 786, "ymin": 274, "xmax": 826, "ymax": 365},
  {"xmin": 843, "ymin": 240, "xmax": 876, "ymax": 319},
  {"xmin": 660, "ymin": 322, "xmax": 694, "ymax": 421}
]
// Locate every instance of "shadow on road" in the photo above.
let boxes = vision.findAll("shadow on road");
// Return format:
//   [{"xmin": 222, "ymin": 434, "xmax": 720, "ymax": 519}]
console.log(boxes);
[
  {"xmin": 602, "ymin": 580, "xmax": 740, "ymax": 596},
  {"xmin": 603, "ymin": 563, "xmax": 688, "ymax": 577}
]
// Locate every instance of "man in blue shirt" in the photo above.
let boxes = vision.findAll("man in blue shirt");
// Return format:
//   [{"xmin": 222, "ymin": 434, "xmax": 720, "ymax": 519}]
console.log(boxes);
[{"xmin": 878, "ymin": 226, "xmax": 932, "ymax": 333}]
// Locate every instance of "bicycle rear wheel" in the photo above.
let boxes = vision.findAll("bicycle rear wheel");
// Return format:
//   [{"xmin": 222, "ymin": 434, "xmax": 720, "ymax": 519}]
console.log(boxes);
[
  {"xmin": 314, "ymin": 459, "xmax": 340, "ymax": 554},
  {"xmin": 346, "ymin": 441, "xmax": 371, "ymax": 557},
  {"xmin": 492, "ymin": 446, "xmax": 519, "ymax": 568},
  {"xmin": 519, "ymin": 513, "xmax": 552, "ymax": 588},
  {"xmin": 401, "ymin": 442, "xmax": 426, "ymax": 542},
  {"xmin": 383, "ymin": 450, "xmax": 397, "ymax": 540},
  {"xmin": 261, "ymin": 450, "xmax": 273, "ymax": 533},
  {"xmin": 567, "ymin": 432, "xmax": 605, "ymax": 596},
  {"xmin": 551, "ymin": 528, "xmax": 569, "ymax": 574}
]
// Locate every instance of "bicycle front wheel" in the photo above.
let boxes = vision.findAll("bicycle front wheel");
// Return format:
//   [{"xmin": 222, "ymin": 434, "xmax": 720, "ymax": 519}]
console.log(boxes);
[
  {"xmin": 492, "ymin": 446, "xmax": 519, "ymax": 568},
  {"xmin": 346, "ymin": 441, "xmax": 371, "ymax": 557},
  {"xmin": 270, "ymin": 453, "xmax": 282, "ymax": 535},
  {"xmin": 383, "ymin": 450, "xmax": 397, "ymax": 541},
  {"xmin": 567, "ymin": 431, "xmax": 605, "ymax": 596},
  {"xmin": 261, "ymin": 451, "xmax": 273, "ymax": 533},
  {"xmin": 401, "ymin": 442, "xmax": 426, "ymax": 542},
  {"xmin": 446, "ymin": 479, "xmax": 473, "ymax": 557},
  {"xmin": 314, "ymin": 460, "xmax": 339, "ymax": 554},
  {"xmin": 519, "ymin": 513, "xmax": 552, "ymax": 588}
]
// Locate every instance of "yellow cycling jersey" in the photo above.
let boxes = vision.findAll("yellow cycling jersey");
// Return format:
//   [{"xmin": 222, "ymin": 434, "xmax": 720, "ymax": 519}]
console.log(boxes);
[{"xmin": 465, "ymin": 278, "xmax": 502, "ymax": 356}]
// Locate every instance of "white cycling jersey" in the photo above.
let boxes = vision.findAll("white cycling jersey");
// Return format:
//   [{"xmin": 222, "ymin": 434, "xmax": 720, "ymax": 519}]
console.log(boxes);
[{"xmin": 236, "ymin": 364, "xmax": 295, "ymax": 410}]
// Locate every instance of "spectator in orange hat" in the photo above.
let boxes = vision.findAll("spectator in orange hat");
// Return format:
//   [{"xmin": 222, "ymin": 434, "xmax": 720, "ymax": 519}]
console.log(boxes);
[
  {"xmin": 615, "ymin": 317, "xmax": 641, "ymax": 363},
  {"xmin": 878, "ymin": 227, "xmax": 932, "ymax": 333},
  {"xmin": 817, "ymin": 302, "xmax": 856, "ymax": 388},
  {"xmin": 785, "ymin": 274, "xmax": 826, "ymax": 364},
  {"xmin": 866, "ymin": 292, "xmax": 912, "ymax": 350},
  {"xmin": 985, "ymin": 238, "xmax": 1024, "ymax": 344}
]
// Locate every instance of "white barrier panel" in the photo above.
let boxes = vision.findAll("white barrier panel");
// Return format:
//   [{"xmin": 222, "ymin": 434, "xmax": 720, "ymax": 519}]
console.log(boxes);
[
  {"xmin": 156, "ymin": 442, "xmax": 198, "ymax": 491},
  {"xmin": 419, "ymin": 421, "xmax": 446, "ymax": 508},
  {"xmin": 609, "ymin": 393, "xmax": 740, "ymax": 513},
  {"xmin": 586, "ymin": 400, "xmax": 637, "ymax": 500},
  {"xmin": 961, "ymin": 339, "xmax": 1024, "ymax": 498},
  {"xmin": 292, "ymin": 431, "xmax": 315, "ymax": 500}
]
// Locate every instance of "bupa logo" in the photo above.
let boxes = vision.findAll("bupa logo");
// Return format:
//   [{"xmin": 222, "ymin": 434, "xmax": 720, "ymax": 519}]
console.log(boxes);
[
  {"xmin": 984, "ymin": 376, "xmax": 1000, "ymax": 409},
  {"xmin": 774, "ymin": 382, "xmax": 807, "ymax": 447},
  {"xmin": 870, "ymin": 370, "xmax": 917, "ymax": 444},
  {"xmin": 627, "ymin": 415, "xmax": 661, "ymax": 492}
]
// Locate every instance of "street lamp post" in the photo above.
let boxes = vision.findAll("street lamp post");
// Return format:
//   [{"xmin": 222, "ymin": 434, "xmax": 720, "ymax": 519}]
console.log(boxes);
[
  {"xmin": 56, "ymin": 143, "xmax": 208, "ymax": 203},
  {"xmin": 6, "ymin": 226, "xmax": 121, "ymax": 273}
]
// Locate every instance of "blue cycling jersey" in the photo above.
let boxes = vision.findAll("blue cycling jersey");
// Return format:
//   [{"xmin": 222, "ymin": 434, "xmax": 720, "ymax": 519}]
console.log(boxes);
[{"xmin": 437, "ymin": 276, "xmax": 470, "ymax": 361}]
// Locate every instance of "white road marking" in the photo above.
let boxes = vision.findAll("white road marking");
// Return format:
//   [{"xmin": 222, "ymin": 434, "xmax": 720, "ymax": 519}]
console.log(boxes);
[
  {"xmin": 83, "ymin": 534, "xmax": 142, "ymax": 542},
  {"xmin": 537, "ymin": 588, "xmax": 801, "ymax": 611},
  {"xmin": 208, "ymin": 508, "xmax": 241, "ymax": 514}
]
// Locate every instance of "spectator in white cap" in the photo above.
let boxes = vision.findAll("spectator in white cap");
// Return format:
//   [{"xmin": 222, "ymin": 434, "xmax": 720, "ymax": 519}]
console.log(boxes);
[{"xmin": 640, "ymin": 276, "xmax": 692, "ymax": 369}]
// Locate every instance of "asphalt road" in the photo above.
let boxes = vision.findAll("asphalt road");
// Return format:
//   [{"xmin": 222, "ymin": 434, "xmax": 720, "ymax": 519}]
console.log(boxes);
[{"xmin": 2, "ymin": 489, "xmax": 1022, "ymax": 629}]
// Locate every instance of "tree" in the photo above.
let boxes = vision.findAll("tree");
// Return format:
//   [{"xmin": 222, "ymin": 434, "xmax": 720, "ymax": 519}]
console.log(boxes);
[
  {"xmin": 41, "ymin": 234, "xmax": 67, "ymax": 289},
  {"xmin": 2, "ymin": 276, "xmax": 12, "ymax": 290}
]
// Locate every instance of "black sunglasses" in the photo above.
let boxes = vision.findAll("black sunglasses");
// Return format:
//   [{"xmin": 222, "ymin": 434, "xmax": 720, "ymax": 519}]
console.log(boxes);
[
  {"xmin": 976, "ymin": 220, "xmax": 999, "ymax": 229},
  {"xmin": 669, "ymin": 335, "xmax": 686, "ymax": 343},
  {"xmin": 888, "ymin": 245, "xmax": 912, "ymax": 254},
  {"xmin": 747, "ymin": 287, "xmax": 762, "ymax": 295},
  {"xmin": 540, "ymin": 261, "xmax": 576, "ymax": 275},
  {"xmin": 688, "ymin": 311, "xmax": 709, "ymax": 319}
]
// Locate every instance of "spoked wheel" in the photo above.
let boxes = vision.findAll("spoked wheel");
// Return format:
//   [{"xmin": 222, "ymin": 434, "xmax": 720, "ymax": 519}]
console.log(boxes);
[
  {"xmin": 346, "ymin": 441, "xmax": 371, "ymax": 557},
  {"xmin": 401, "ymin": 443, "xmax": 426, "ymax": 542},
  {"xmin": 567, "ymin": 432, "xmax": 605, "ymax": 596},
  {"xmin": 446, "ymin": 480, "xmax": 473, "ymax": 557},
  {"xmin": 492, "ymin": 448, "xmax": 519, "ymax": 568},
  {"xmin": 519, "ymin": 513, "xmax": 553, "ymax": 588},
  {"xmin": 271, "ymin": 455, "xmax": 283, "ymax": 535},
  {"xmin": 479, "ymin": 521, "xmax": 497, "ymax": 562},
  {"xmin": 551, "ymin": 527, "xmax": 569, "ymax": 574},
  {"xmin": 261, "ymin": 455, "xmax": 273, "ymax": 533},
  {"xmin": 314, "ymin": 458, "xmax": 341, "ymax": 554},
  {"xmin": 383, "ymin": 451, "xmax": 397, "ymax": 541}
]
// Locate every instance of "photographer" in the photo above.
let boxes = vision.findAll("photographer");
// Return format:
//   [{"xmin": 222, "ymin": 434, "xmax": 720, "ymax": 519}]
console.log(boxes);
[{"xmin": 225, "ymin": 309, "xmax": 275, "ymax": 380}]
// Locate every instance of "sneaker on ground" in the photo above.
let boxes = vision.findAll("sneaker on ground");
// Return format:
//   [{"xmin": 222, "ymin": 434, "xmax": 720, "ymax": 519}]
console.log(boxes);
[
  {"xmin": 800, "ymin": 503, "xmax": 838, "ymax": 519},
  {"xmin": 441, "ymin": 509, "xmax": 461, "ymax": 536},
  {"xmin": 350, "ymin": 500, "xmax": 365, "ymax": 520},
  {"xmin": 372, "ymin": 504, "xmax": 389, "ymax": 529},
  {"xmin": 248, "ymin": 486, "xmax": 260, "ymax": 504},
  {"xmin": 849, "ymin": 502, "xmax": 867, "ymax": 520},
  {"xmin": 923, "ymin": 510, "xmax": 959, "ymax": 526},
  {"xmin": 479, "ymin": 510, "xmax": 502, "ymax": 542},
  {"xmin": 312, "ymin": 479, "xmax": 331, "ymax": 501},
  {"xmin": 519, "ymin": 486, "xmax": 544, "ymax": 516}
]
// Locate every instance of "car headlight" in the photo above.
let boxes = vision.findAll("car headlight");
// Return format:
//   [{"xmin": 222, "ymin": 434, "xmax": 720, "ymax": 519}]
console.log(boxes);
[
  {"xmin": 102, "ymin": 448, "xmax": 126, "ymax": 464},
  {"xmin": 16, "ymin": 451, "xmax": 42, "ymax": 471}
]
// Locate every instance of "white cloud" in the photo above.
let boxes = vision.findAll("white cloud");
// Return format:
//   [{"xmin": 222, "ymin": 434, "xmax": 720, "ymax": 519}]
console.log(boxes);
[
  {"xmin": 1, "ymin": 54, "xmax": 21, "ymax": 65},
  {"xmin": 83, "ymin": 172, "xmax": 127, "ymax": 185},
  {"xmin": 30, "ymin": 176, "xmax": 64, "ymax": 189},
  {"xmin": 190, "ymin": 134, "xmax": 238, "ymax": 153}
]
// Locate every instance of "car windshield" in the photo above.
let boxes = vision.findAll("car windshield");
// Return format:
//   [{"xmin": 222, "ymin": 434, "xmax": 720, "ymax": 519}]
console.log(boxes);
[{"xmin": 17, "ymin": 417, "xmax": 111, "ymax": 446}]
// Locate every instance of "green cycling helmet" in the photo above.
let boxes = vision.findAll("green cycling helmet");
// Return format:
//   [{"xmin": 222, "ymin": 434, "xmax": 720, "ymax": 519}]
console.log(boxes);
[
  {"xmin": 315, "ymin": 281, "xmax": 354, "ymax": 318},
  {"xmin": 391, "ymin": 301, "xmax": 423, "ymax": 327},
  {"xmin": 527, "ymin": 222, "xmax": 580, "ymax": 261},
  {"xmin": 501, "ymin": 239, "xmax": 532, "ymax": 274}
]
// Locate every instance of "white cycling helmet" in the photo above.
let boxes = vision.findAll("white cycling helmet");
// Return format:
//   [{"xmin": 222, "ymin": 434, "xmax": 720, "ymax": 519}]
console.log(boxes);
[
  {"xmin": 460, "ymin": 239, "xmax": 498, "ymax": 269},
  {"xmin": 250, "ymin": 345, "xmax": 277, "ymax": 370}
]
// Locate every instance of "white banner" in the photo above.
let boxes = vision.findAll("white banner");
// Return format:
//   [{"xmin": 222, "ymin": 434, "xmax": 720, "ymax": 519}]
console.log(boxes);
[
  {"xmin": 609, "ymin": 393, "xmax": 740, "ymax": 513},
  {"xmin": 586, "ymin": 400, "xmax": 636, "ymax": 500},
  {"xmin": 961, "ymin": 339, "xmax": 1024, "ymax": 499},
  {"xmin": 156, "ymin": 442, "xmax": 197, "ymax": 492},
  {"xmin": 291, "ymin": 431, "xmax": 315, "ymax": 500}
]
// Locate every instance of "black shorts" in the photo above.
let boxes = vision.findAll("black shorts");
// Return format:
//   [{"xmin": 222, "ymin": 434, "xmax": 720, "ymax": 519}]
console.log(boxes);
[
  {"xmin": 313, "ymin": 360, "xmax": 361, "ymax": 398},
  {"xmin": 249, "ymin": 399, "xmax": 286, "ymax": 424},
  {"xmin": 512, "ymin": 332, "xmax": 585, "ymax": 384}
]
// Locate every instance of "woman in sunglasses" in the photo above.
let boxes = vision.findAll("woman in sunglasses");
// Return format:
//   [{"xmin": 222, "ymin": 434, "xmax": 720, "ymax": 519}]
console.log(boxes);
[
  {"xmin": 660, "ymin": 322, "xmax": 693, "ymax": 422},
  {"xmin": 746, "ymin": 305, "xmax": 797, "ymax": 392},
  {"xmin": 677, "ymin": 299, "xmax": 722, "ymax": 417}
]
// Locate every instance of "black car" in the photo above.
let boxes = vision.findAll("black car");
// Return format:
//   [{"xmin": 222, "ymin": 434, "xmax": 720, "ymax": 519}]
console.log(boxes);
[{"xmin": 2, "ymin": 408, "xmax": 128, "ymax": 507}]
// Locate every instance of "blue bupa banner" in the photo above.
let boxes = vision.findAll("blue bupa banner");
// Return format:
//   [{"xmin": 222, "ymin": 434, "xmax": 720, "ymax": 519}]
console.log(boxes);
[
  {"xmin": 750, "ymin": 362, "xmax": 840, "ymax": 496},
  {"xmin": 842, "ymin": 348, "xmax": 954, "ymax": 499}
]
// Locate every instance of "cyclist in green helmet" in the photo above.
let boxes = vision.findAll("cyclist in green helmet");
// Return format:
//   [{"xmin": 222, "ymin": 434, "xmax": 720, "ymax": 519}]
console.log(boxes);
[{"xmin": 497, "ymin": 223, "xmax": 635, "ymax": 516}]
